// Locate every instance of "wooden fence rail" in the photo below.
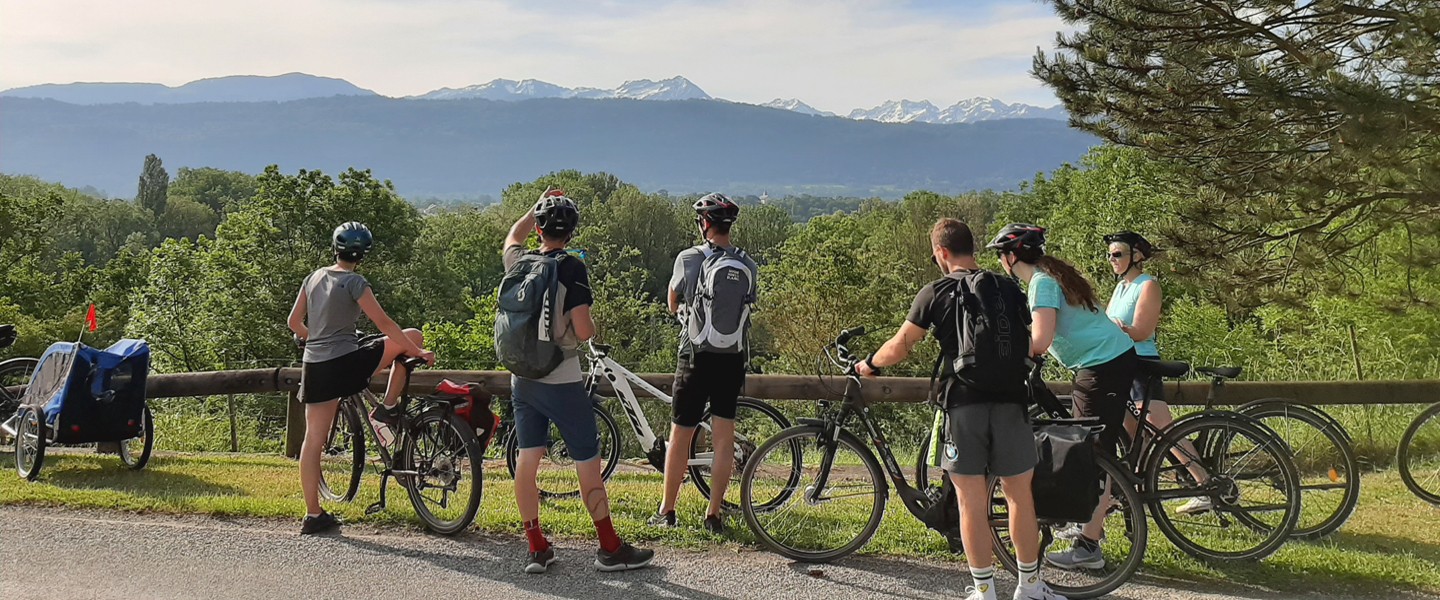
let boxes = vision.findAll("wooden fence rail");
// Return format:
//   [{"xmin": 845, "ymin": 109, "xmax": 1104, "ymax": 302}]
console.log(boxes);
[{"xmin": 137, "ymin": 368, "xmax": 1440, "ymax": 458}]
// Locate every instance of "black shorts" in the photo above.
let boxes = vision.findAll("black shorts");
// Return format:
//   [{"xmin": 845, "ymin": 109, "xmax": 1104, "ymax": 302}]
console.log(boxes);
[
  {"xmin": 300, "ymin": 339, "xmax": 385, "ymax": 404},
  {"xmin": 1071, "ymin": 349, "xmax": 1137, "ymax": 456},
  {"xmin": 1132, "ymin": 355, "xmax": 1164, "ymax": 403},
  {"xmin": 672, "ymin": 352, "xmax": 746, "ymax": 427}
]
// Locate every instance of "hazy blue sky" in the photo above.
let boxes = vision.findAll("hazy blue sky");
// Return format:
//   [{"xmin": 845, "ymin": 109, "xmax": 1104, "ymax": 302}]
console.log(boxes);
[{"xmin": 1, "ymin": 0, "xmax": 1073, "ymax": 111}]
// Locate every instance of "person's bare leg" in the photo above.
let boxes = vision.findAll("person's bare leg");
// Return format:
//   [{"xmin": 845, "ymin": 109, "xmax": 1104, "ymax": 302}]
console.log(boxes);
[
  {"xmin": 1148, "ymin": 401, "xmax": 1209, "ymax": 481},
  {"xmin": 705, "ymin": 417, "xmax": 735, "ymax": 517},
  {"xmin": 301, "ymin": 399, "xmax": 341, "ymax": 515},
  {"xmin": 377, "ymin": 329, "xmax": 424, "ymax": 408},
  {"xmin": 1000, "ymin": 471, "xmax": 1040, "ymax": 563},
  {"xmin": 658, "ymin": 424, "xmax": 697, "ymax": 514},
  {"xmin": 577, "ymin": 456, "xmax": 611, "ymax": 521},
  {"xmin": 514, "ymin": 447, "xmax": 544, "ymax": 522},
  {"xmin": 954, "ymin": 473, "xmax": 995, "ymax": 568}
]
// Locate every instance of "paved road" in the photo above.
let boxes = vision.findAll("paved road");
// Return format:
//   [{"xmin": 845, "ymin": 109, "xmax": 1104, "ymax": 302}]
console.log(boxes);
[{"xmin": 0, "ymin": 506, "xmax": 1426, "ymax": 600}]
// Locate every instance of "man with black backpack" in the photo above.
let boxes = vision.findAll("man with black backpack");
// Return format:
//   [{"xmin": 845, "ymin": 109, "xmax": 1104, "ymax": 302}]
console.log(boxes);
[
  {"xmin": 649, "ymin": 193, "xmax": 757, "ymax": 535},
  {"xmin": 495, "ymin": 188, "xmax": 653, "ymax": 575},
  {"xmin": 855, "ymin": 219, "xmax": 1065, "ymax": 600}
]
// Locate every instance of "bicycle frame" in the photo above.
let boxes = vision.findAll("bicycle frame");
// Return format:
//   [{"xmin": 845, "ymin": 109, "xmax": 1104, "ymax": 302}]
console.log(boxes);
[{"xmin": 582, "ymin": 342, "xmax": 727, "ymax": 470}]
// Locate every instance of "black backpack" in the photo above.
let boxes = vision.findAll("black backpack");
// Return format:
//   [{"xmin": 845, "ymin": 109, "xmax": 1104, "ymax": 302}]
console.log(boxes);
[
  {"xmin": 928, "ymin": 271, "xmax": 1031, "ymax": 405},
  {"xmin": 494, "ymin": 250, "xmax": 569, "ymax": 379}
]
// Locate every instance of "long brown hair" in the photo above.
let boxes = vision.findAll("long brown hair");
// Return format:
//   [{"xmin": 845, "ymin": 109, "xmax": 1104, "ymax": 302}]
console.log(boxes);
[{"xmin": 1031, "ymin": 254, "xmax": 1102, "ymax": 312}]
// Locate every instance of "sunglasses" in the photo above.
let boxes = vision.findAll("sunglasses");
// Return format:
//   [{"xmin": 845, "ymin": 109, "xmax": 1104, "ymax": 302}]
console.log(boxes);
[{"xmin": 1107, "ymin": 251, "xmax": 1127, "ymax": 259}]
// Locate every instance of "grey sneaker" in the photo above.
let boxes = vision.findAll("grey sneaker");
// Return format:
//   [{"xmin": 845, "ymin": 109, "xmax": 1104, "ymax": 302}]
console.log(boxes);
[
  {"xmin": 524, "ymin": 546, "xmax": 556, "ymax": 574},
  {"xmin": 1046, "ymin": 541, "xmax": 1105, "ymax": 570},
  {"xmin": 648, "ymin": 510, "xmax": 677, "ymax": 528},
  {"xmin": 595, "ymin": 542, "xmax": 654, "ymax": 572}
]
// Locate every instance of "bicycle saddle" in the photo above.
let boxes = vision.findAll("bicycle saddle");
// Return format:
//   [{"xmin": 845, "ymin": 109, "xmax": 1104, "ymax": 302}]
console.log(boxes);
[
  {"xmin": 1197, "ymin": 366, "xmax": 1243, "ymax": 379},
  {"xmin": 1137, "ymin": 358, "xmax": 1190, "ymax": 378}
]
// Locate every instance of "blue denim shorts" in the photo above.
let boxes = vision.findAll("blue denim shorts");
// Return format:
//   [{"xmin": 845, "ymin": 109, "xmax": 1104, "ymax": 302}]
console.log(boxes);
[{"xmin": 510, "ymin": 376, "xmax": 600, "ymax": 463}]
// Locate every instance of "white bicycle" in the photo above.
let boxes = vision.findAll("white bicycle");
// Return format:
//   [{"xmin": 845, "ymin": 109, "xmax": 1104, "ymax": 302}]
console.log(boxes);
[{"xmin": 502, "ymin": 341, "xmax": 801, "ymax": 510}]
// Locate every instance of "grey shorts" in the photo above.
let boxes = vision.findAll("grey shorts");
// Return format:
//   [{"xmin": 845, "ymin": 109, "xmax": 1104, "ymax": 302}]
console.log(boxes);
[{"xmin": 941, "ymin": 402, "xmax": 1037, "ymax": 477}]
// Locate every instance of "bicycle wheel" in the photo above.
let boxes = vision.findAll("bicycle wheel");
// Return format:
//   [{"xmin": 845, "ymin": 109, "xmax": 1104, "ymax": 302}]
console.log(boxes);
[
  {"xmin": 0, "ymin": 357, "xmax": 38, "ymax": 449},
  {"xmin": 690, "ymin": 397, "xmax": 797, "ymax": 511},
  {"xmin": 740, "ymin": 425, "xmax": 887, "ymax": 563},
  {"xmin": 14, "ymin": 406, "xmax": 45, "ymax": 481},
  {"xmin": 318, "ymin": 396, "xmax": 366, "ymax": 502},
  {"xmin": 1237, "ymin": 400, "xmax": 1359, "ymax": 539},
  {"xmin": 117, "ymin": 404, "xmax": 155, "ymax": 471},
  {"xmin": 1398, "ymin": 402, "xmax": 1440, "ymax": 506},
  {"xmin": 400, "ymin": 410, "xmax": 484, "ymax": 535},
  {"xmin": 505, "ymin": 401, "xmax": 620, "ymax": 498},
  {"xmin": 990, "ymin": 455, "xmax": 1147, "ymax": 599},
  {"xmin": 1144, "ymin": 413, "xmax": 1301, "ymax": 561}
]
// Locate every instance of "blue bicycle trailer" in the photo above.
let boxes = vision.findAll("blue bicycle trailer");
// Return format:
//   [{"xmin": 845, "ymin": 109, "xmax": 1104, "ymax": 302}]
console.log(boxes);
[{"xmin": 12, "ymin": 339, "xmax": 154, "ymax": 480}]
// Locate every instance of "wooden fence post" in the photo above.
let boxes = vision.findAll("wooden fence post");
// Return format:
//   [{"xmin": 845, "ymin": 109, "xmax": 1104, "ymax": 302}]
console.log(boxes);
[{"xmin": 284, "ymin": 391, "xmax": 303, "ymax": 459}]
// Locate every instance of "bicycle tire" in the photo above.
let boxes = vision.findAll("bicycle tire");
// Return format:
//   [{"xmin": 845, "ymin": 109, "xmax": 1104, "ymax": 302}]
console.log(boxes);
[
  {"xmin": 1144, "ymin": 412, "xmax": 1301, "ymax": 562},
  {"xmin": 1398, "ymin": 402, "xmax": 1440, "ymax": 506},
  {"xmin": 1237, "ymin": 400, "xmax": 1359, "ymax": 539},
  {"xmin": 14, "ymin": 406, "xmax": 45, "ymax": 481},
  {"xmin": 504, "ymin": 400, "xmax": 621, "ymax": 498},
  {"xmin": 318, "ymin": 396, "xmax": 366, "ymax": 502},
  {"xmin": 401, "ymin": 411, "xmax": 484, "ymax": 535},
  {"xmin": 117, "ymin": 404, "xmax": 155, "ymax": 471},
  {"xmin": 0, "ymin": 357, "xmax": 38, "ymax": 448},
  {"xmin": 689, "ymin": 397, "xmax": 798, "ymax": 511},
  {"xmin": 740, "ymin": 424, "xmax": 888, "ymax": 563},
  {"xmin": 990, "ymin": 454, "xmax": 1147, "ymax": 599}
]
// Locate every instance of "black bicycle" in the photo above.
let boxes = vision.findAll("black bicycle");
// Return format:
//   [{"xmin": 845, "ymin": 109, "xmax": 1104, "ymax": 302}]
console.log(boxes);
[
  {"xmin": 0, "ymin": 325, "xmax": 39, "ymax": 450},
  {"xmin": 738, "ymin": 327, "xmax": 965, "ymax": 562},
  {"xmin": 1398, "ymin": 402, "xmax": 1440, "ymax": 506},
  {"xmin": 317, "ymin": 354, "xmax": 484, "ymax": 535},
  {"xmin": 979, "ymin": 358, "xmax": 1302, "ymax": 598}
]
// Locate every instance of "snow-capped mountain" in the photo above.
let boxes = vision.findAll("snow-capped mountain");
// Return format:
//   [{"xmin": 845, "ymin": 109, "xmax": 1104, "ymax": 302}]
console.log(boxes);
[
  {"xmin": 848, "ymin": 100, "xmax": 941, "ymax": 123},
  {"xmin": 413, "ymin": 76, "xmax": 711, "ymax": 101},
  {"xmin": 937, "ymin": 97, "xmax": 1067, "ymax": 123},
  {"xmin": 761, "ymin": 98, "xmax": 836, "ymax": 117}
]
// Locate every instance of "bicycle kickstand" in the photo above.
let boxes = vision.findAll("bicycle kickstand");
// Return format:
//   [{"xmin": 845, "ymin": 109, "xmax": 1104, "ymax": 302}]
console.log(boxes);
[{"xmin": 366, "ymin": 472, "xmax": 391, "ymax": 515}]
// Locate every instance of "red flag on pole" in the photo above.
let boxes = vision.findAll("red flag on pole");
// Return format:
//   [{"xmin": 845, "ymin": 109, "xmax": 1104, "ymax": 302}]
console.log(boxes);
[{"xmin": 85, "ymin": 304, "xmax": 97, "ymax": 332}]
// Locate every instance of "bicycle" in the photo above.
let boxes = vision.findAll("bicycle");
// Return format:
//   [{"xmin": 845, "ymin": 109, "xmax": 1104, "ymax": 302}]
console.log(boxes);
[
  {"xmin": 1233, "ymin": 398, "xmax": 1359, "ymax": 539},
  {"xmin": 316, "ymin": 354, "xmax": 485, "ymax": 535},
  {"xmin": 502, "ymin": 341, "xmax": 800, "ymax": 510},
  {"xmin": 738, "ymin": 327, "xmax": 973, "ymax": 563},
  {"xmin": 975, "ymin": 358, "xmax": 1302, "ymax": 597},
  {"xmin": 0, "ymin": 324, "xmax": 40, "ymax": 449},
  {"xmin": 1398, "ymin": 402, "xmax": 1440, "ymax": 506}
]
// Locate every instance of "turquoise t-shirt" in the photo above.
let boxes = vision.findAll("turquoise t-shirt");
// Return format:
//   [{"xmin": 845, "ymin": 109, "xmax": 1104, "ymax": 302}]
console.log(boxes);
[
  {"xmin": 1106, "ymin": 274, "xmax": 1159, "ymax": 357},
  {"xmin": 1028, "ymin": 271, "xmax": 1135, "ymax": 370}
]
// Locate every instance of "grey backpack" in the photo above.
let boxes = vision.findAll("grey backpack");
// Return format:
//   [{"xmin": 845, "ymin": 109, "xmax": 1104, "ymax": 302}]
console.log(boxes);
[
  {"xmin": 684, "ymin": 244, "xmax": 755, "ymax": 355},
  {"xmin": 494, "ymin": 250, "xmax": 567, "ymax": 379}
]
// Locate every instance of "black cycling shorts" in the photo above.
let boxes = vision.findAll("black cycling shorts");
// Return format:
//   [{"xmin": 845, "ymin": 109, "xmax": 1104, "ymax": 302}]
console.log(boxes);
[
  {"xmin": 1070, "ymin": 348, "xmax": 1137, "ymax": 456},
  {"xmin": 672, "ymin": 352, "xmax": 746, "ymax": 427},
  {"xmin": 300, "ymin": 338, "xmax": 385, "ymax": 404}
]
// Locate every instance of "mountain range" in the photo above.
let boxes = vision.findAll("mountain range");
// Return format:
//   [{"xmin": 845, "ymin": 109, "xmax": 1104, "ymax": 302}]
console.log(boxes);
[
  {"xmin": 0, "ymin": 95, "xmax": 1098, "ymax": 199},
  {"xmin": 0, "ymin": 73, "xmax": 1065, "ymax": 124}
]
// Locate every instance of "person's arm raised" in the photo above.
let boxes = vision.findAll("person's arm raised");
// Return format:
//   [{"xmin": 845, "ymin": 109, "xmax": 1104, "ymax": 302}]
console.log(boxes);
[{"xmin": 505, "ymin": 208, "xmax": 537, "ymax": 250}]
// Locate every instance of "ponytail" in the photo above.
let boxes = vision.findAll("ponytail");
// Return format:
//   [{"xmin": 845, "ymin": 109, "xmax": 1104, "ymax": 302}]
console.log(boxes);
[{"xmin": 1035, "ymin": 256, "xmax": 1101, "ymax": 312}]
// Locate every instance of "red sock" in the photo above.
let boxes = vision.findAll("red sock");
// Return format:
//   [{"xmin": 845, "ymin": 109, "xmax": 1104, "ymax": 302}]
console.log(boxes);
[
  {"xmin": 522, "ymin": 518, "xmax": 549, "ymax": 553},
  {"xmin": 593, "ymin": 516, "xmax": 621, "ymax": 553}
]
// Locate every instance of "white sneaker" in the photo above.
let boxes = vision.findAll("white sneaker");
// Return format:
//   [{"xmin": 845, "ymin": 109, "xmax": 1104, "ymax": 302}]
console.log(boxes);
[
  {"xmin": 1176, "ymin": 496, "xmax": 1214, "ymax": 515},
  {"xmin": 964, "ymin": 585, "xmax": 996, "ymax": 600},
  {"xmin": 1015, "ymin": 581, "xmax": 1069, "ymax": 600}
]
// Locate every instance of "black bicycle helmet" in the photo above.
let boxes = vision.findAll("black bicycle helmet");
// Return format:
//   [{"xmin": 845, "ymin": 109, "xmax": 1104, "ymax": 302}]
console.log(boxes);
[
  {"xmin": 987, "ymin": 223, "xmax": 1047, "ymax": 254},
  {"xmin": 1103, "ymin": 231, "xmax": 1156, "ymax": 259},
  {"xmin": 332, "ymin": 222, "xmax": 373, "ymax": 262},
  {"xmin": 533, "ymin": 188, "xmax": 580, "ymax": 238},
  {"xmin": 693, "ymin": 192, "xmax": 740, "ymax": 224}
]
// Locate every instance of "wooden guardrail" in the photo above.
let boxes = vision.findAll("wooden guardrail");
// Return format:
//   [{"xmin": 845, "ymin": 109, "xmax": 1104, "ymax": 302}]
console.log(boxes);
[{"xmin": 137, "ymin": 367, "xmax": 1440, "ymax": 458}]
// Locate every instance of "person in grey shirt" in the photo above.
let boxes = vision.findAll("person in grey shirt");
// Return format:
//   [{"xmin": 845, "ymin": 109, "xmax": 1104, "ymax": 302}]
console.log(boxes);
[
  {"xmin": 650, "ymin": 193, "xmax": 758, "ymax": 534},
  {"xmin": 286, "ymin": 222, "xmax": 433, "ymax": 535}
]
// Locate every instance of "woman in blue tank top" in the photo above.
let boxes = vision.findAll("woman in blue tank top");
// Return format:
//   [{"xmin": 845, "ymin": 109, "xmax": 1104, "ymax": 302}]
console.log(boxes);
[{"xmin": 1103, "ymin": 232, "xmax": 1209, "ymax": 515}]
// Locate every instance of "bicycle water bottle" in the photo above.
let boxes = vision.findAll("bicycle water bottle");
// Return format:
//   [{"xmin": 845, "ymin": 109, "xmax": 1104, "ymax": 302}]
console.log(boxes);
[
  {"xmin": 929, "ymin": 410, "xmax": 944, "ymax": 467},
  {"xmin": 370, "ymin": 415, "xmax": 395, "ymax": 447}
]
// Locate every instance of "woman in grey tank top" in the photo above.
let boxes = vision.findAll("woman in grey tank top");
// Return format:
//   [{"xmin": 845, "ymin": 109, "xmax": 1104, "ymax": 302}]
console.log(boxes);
[{"xmin": 285, "ymin": 222, "xmax": 435, "ymax": 534}]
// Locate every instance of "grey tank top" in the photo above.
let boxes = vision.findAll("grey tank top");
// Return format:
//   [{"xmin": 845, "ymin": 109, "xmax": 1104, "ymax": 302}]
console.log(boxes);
[{"xmin": 302, "ymin": 268, "xmax": 370, "ymax": 363}]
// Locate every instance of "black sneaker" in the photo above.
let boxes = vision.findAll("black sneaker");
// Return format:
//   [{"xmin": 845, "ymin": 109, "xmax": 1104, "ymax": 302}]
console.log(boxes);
[
  {"xmin": 524, "ymin": 546, "xmax": 557, "ymax": 574},
  {"xmin": 647, "ymin": 510, "xmax": 677, "ymax": 529},
  {"xmin": 300, "ymin": 511, "xmax": 342, "ymax": 535},
  {"xmin": 594, "ymin": 542, "xmax": 654, "ymax": 572},
  {"xmin": 703, "ymin": 514, "xmax": 725, "ymax": 535},
  {"xmin": 369, "ymin": 403, "xmax": 401, "ymax": 427}
]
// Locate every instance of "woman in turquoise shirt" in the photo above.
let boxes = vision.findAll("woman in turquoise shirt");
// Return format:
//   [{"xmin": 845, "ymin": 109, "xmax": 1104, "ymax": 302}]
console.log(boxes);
[
  {"xmin": 1104, "ymin": 232, "xmax": 1209, "ymax": 515},
  {"xmin": 988, "ymin": 223, "xmax": 1137, "ymax": 572}
]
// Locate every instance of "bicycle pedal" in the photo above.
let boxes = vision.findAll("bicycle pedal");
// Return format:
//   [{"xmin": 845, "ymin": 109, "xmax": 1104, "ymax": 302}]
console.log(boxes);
[{"xmin": 365, "ymin": 502, "xmax": 385, "ymax": 515}]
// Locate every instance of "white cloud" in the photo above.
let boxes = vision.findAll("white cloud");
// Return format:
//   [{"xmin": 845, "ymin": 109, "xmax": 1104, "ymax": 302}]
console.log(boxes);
[{"xmin": 0, "ymin": 0, "xmax": 1070, "ymax": 111}]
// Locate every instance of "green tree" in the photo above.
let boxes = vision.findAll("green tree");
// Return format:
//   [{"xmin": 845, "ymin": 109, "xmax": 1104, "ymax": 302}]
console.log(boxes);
[
  {"xmin": 169, "ymin": 167, "xmax": 258, "ymax": 214},
  {"xmin": 127, "ymin": 238, "xmax": 218, "ymax": 372},
  {"xmin": 1034, "ymin": 1, "xmax": 1440, "ymax": 297},
  {"xmin": 136, "ymin": 154, "xmax": 169, "ymax": 215}
]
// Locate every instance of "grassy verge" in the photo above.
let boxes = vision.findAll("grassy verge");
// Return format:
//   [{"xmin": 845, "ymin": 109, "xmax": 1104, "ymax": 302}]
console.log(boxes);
[{"xmin": 2, "ymin": 449, "xmax": 1437, "ymax": 597}]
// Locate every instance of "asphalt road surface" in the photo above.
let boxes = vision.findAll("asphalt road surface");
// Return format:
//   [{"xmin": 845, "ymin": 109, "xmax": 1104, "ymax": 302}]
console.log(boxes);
[{"xmin": 0, "ymin": 506, "xmax": 1427, "ymax": 600}]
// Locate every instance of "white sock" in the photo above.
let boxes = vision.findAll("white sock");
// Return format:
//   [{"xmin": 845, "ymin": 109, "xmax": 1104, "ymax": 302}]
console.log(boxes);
[
  {"xmin": 306, "ymin": 513, "xmax": 321, "ymax": 518},
  {"xmin": 1018, "ymin": 559, "xmax": 1041, "ymax": 591},
  {"xmin": 969, "ymin": 565, "xmax": 997, "ymax": 600}
]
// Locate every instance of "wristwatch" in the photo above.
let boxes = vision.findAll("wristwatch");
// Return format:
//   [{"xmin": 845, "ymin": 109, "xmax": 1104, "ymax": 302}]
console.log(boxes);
[{"xmin": 863, "ymin": 354, "xmax": 880, "ymax": 372}]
